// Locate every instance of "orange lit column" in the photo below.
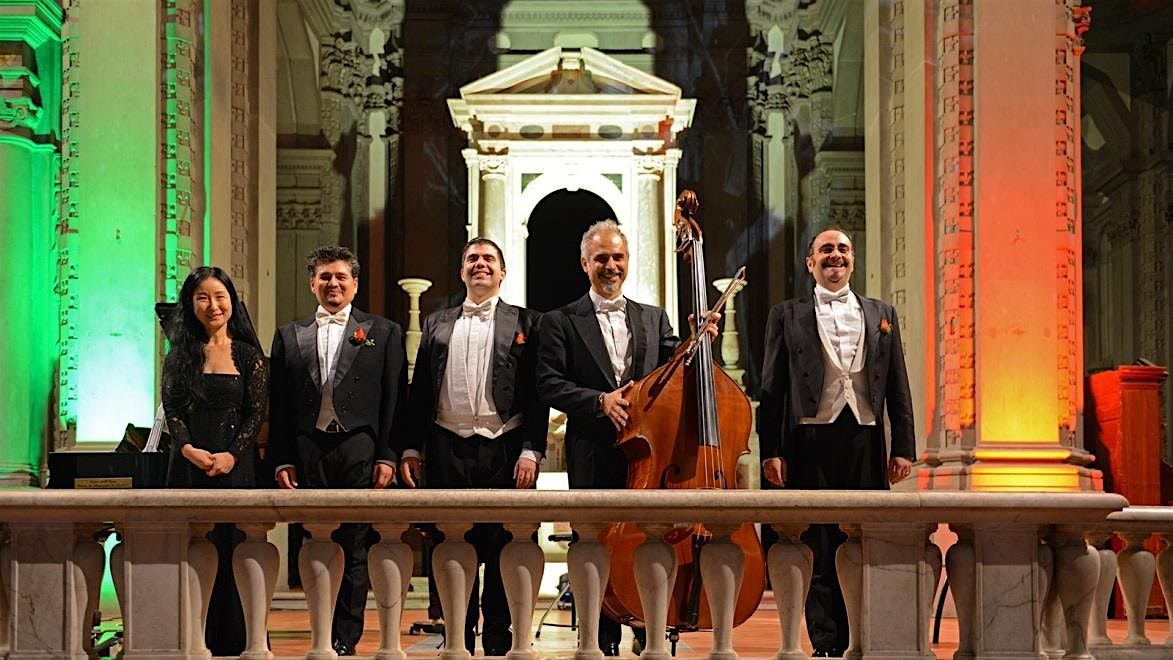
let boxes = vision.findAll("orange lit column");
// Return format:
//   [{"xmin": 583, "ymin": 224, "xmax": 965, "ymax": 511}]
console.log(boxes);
[{"xmin": 921, "ymin": 0, "xmax": 1098, "ymax": 491}]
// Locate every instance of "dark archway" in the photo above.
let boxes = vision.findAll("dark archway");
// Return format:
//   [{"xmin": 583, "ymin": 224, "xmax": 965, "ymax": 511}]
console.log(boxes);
[{"xmin": 526, "ymin": 189, "xmax": 616, "ymax": 312}]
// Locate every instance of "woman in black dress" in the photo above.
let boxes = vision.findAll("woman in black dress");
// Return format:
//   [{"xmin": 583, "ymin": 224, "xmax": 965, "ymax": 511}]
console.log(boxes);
[{"xmin": 162, "ymin": 266, "xmax": 268, "ymax": 655}]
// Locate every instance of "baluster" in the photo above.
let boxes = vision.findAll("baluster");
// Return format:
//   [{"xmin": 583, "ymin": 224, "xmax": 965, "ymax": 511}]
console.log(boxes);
[
  {"xmin": 1116, "ymin": 531, "xmax": 1155, "ymax": 647},
  {"xmin": 1084, "ymin": 530, "xmax": 1116, "ymax": 648},
  {"xmin": 1040, "ymin": 541, "xmax": 1063, "ymax": 659},
  {"xmin": 633, "ymin": 523, "xmax": 677, "ymax": 660},
  {"xmin": 1051, "ymin": 528, "xmax": 1099, "ymax": 660},
  {"xmin": 369, "ymin": 523, "xmax": 414, "ymax": 660},
  {"xmin": 234, "ymin": 522, "xmax": 278, "ymax": 660},
  {"xmin": 500, "ymin": 522, "xmax": 544, "ymax": 659},
  {"xmin": 767, "ymin": 523, "xmax": 811, "ymax": 660},
  {"xmin": 1157, "ymin": 533, "xmax": 1173, "ymax": 645},
  {"xmin": 700, "ymin": 523, "xmax": 744, "ymax": 660},
  {"xmin": 836, "ymin": 524, "xmax": 863, "ymax": 660},
  {"xmin": 185, "ymin": 523, "xmax": 217, "ymax": 659},
  {"xmin": 946, "ymin": 525, "xmax": 975, "ymax": 660},
  {"xmin": 921, "ymin": 529, "xmax": 943, "ymax": 658},
  {"xmin": 568, "ymin": 523, "xmax": 610, "ymax": 660},
  {"xmin": 0, "ymin": 527, "xmax": 9, "ymax": 656},
  {"xmin": 72, "ymin": 525, "xmax": 105, "ymax": 660},
  {"xmin": 433, "ymin": 523, "xmax": 476, "ymax": 660},
  {"xmin": 300, "ymin": 522, "xmax": 345, "ymax": 660}
]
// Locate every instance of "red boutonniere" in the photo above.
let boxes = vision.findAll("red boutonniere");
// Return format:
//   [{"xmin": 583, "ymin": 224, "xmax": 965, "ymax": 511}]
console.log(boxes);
[
  {"xmin": 879, "ymin": 319, "xmax": 892, "ymax": 335},
  {"xmin": 514, "ymin": 331, "xmax": 527, "ymax": 345},
  {"xmin": 350, "ymin": 326, "xmax": 367, "ymax": 346}
]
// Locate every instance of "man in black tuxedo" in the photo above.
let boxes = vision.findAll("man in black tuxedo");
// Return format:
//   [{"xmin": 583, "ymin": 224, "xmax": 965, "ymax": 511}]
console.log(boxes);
[
  {"xmin": 536, "ymin": 220, "xmax": 678, "ymax": 656},
  {"xmin": 269, "ymin": 245, "xmax": 407, "ymax": 656},
  {"xmin": 757, "ymin": 228, "xmax": 915, "ymax": 657},
  {"xmin": 400, "ymin": 237, "xmax": 547, "ymax": 656}
]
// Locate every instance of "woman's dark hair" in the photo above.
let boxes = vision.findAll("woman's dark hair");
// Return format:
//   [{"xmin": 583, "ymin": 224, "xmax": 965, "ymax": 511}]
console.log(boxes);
[{"xmin": 164, "ymin": 266, "xmax": 263, "ymax": 403}]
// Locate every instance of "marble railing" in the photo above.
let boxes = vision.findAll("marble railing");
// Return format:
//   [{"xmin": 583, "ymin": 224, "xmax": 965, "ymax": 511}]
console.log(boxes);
[
  {"xmin": 1081, "ymin": 506, "xmax": 1173, "ymax": 660},
  {"xmin": 0, "ymin": 489, "xmax": 1133, "ymax": 660}
]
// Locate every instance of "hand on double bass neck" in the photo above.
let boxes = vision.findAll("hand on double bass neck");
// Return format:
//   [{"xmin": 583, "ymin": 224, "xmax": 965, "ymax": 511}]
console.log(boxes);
[{"xmin": 600, "ymin": 382, "xmax": 635, "ymax": 432}]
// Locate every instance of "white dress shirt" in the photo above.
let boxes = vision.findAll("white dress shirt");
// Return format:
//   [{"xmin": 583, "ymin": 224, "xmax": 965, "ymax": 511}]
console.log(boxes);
[
  {"xmin": 589, "ymin": 288, "xmax": 631, "ymax": 385},
  {"xmin": 314, "ymin": 303, "xmax": 350, "ymax": 432},
  {"xmin": 403, "ymin": 297, "xmax": 540, "ymax": 463},
  {"xmin": 801, "ymin": 285, "xmax": 877, "ymax": 426}
]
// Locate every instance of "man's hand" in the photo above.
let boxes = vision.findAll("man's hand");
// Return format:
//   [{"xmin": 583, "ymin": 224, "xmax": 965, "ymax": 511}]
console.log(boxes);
[
  {"xmin": 514, "ymin": 456, "xmax": 538, "ymax": 489},
  {"xmin": 688, "ymin": 311, "xmax": 722, "ymax": 341},
  {"xmin": 763, "ymin": 457, "xmax": 787, "ymax": 487},
  {"xmin": 276, "ymin": 466, "xmax": 298, "ymax": 489},
  {"xmin": 400, "ymin": 457, "xmax": 422, "ymax": 489},
  {"xmin": 205, "ymin": 452, "xmax": 236, "ymax": 477},
  {"xmin": 888, "ymin": 457, "xmax": 913, "ymax": 485},
  {"xmin": 373, "ymin": 462, "xmax": 396, "ymax": 489},
  {"xmin": 181, "ymin": 445, "xmax": 215, "ymax": 471},
  {"xmin": 601, "ymin": 382, "xmax": 634, "ymax": 432}
]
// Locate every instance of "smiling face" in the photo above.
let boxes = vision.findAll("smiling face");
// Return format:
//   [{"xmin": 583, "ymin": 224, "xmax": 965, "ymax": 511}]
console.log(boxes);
[
  {"xmin": 806, "ymin": 229, "xmax": 854, "ymax": 291},
  {"xmin": 193, "ymin": 276, "xmax": 232, "ymax": 337},
  {"xmin": 581, "ymin": 229, "xmax": 628, "ymax": 299},
  {"xmin": 310, "ymin": 259, "xmax": 359, "ymax": 313},
  {"xmin": 460, "ymin": 242, "xmax": 506, "ymax": 302}
]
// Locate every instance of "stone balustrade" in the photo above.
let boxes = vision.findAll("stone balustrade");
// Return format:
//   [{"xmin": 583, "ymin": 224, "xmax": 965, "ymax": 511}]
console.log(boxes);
[
  {"xmin": 0, "ymin": 489, "xmax": 1132, "ymax": 660},
  {"xmin": 1083, "ymin": 506, "xmax": 1173, "ymax": 660}
]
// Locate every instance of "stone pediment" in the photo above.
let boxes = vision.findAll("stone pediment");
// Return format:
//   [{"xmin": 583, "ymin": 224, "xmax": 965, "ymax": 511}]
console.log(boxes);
[{"xmin": 449, "ymin": 47, "xmax": 695, "ymax": 146}]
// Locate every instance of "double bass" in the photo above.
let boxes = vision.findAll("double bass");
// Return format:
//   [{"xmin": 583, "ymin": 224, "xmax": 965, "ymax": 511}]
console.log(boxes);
[{"xmin": 600, "ymin": 190, "xmax": 766, "ymax": 639}]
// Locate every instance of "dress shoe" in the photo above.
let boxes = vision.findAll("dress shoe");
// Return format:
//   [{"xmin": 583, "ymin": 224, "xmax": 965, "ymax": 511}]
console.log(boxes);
[
  {"xmin": 601, "ymin": 641, "xmax": 621, "ymax": 656},
  {"xmin": 331, "ymin": 639, "xmax": 356, "ymax": 656}
]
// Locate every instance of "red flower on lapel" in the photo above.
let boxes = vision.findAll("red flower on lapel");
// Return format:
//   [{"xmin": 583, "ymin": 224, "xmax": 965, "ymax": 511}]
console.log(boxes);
[
  {"xmin": 514, "ymin": 331, "xmax": 527, "ymax": 345},
  {"xmin": 879, "ymin": 319, "xmax": 892, "ymax": 335},
  {"xmin": 350, "ymin": 326, "xmax": 367, "ymax": 345}
]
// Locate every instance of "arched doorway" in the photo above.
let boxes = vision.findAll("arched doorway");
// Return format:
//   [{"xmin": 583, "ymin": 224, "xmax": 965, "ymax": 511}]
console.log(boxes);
[{"xmin": 526, "ymin": 189, "xmax": 616, "ymax": 312}]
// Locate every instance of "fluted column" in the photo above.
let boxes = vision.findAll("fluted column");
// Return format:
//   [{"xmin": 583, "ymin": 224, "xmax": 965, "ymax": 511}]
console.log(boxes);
[
  {"xmin": 369, "ymin": 523, "xmax": 414, "ymax": 660},
  {"xmin": 700, "ymin": 524, "xmax": 744, "ymax": 660},
  {"xmin": 767, "ymin": 524, "xmax": 811, "ymax": 660},
  {"xmin": 500, "ymin": 523, "xmax": 544, "ymax": 659},
  {"xmin": 462, "ymin": 149, "xmax": 481, "ymax": 239},
  {"xmin": 835, "ymin": 525, "xmax": 863, "ymax": 660},
  {"xmin": 568, "ymin": 523, "xmax": 611, "ymax": 660},
  {"xmin": 299, "ymin": 522, "xmax": 345, "ymax": 660},
  {"xmin": 1116, "ymin": 531, "xmax": 1156, "ymax": 646},
  {"xmin": 235, "ymin": 523, "xmax": 279, "ymax": 660},
  {"xmin": 479, "ymin": 154, "xmax": 508, "ymax": 248},
  {"xmin": 633, "ymin": 523, "xmax": 677, "ymax": 660},
  {"xmin": 434, "ymin": 523, "xmax": 477, "ymax": 660},
  {"xmin": 185, "ymin": 524, "xmax": 217, "ymax": 660}
]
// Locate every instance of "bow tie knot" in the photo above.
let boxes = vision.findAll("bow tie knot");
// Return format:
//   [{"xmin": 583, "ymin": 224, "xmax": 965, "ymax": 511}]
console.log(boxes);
[
  {"xmin": 461, "ymin": 300, "xmax": 493, "ymax": 320},
  {"xmin": 315, "ymin": 311, "xmax": 348, "ymax": 326},
  {"xmin": 595, "ymin": 298, "xmax": 626, "ymax": 313},
  {"xmin": 817, "ymin": 288, "xmax": 851, "ymax": 306}
]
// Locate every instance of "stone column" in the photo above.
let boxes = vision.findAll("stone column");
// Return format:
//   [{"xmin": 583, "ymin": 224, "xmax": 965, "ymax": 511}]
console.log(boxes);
[
  {"xmin": 397, "ymin": 278, "xmax": 432, "ymax": 382},
  {"xmin": 369, "ymin": 523, "xmax": 414, "ymax": 660},
  {"xmin": 712, "ymin": 277, "xmax": 747, "ymax": 388},
  {"xmin": 6, "ymin": 523, "xmax": 88, "ymax": 659},
  {"xmin": 970, "ymin": 523, "xmax": 1047, "ymax": 659},
  {"xmin": 299, "ymin": 522, "xmax": 345, "ymax": 660},
  {"xmin": 116, "ymin": 522, "xmax": 192, "ymax": 659},
  {"xmin": 634, "ymin": 154, "xmax": 664, "ymax": 311},
  {"xmin": 1114, "ymin": 531, "xmax": 1155, "ymax": 646},
  {"xmin": 766, "ymin": 524, "xmax": 811, "ymax": 660},
  {"xmin": 859, "ymin": 523, "xmax": 938, "ymax": 658},
  {"xmin": 568, "ymin": 523, "xmax": 610, "ymax": 660},
  {"xmin": 479, "ymin": 153, "xmax": 508, "ymax": 248},
  {"xmin": 916, "ymin": 0, "xmax": 1098, "ymax": 490},
  {"xmin": 185, "ymin": 524, "xmax": 217, "ymax": 659},
  {"xmin": 462, "ymin": 148, "xmax": 480, "ymax": 239},
  {"xmin": 633, "ymin": 523, "xmax": 677, "ymax": 660},
  {"xmin": 500, "ymin": 523, "xmax": 544, "ymax": 659},
  {"xmin": 0, "ymin": 0, "xmax": 59, "ymax": 483},
  {"xmin": 660, "ymin": 149, "xmax": 681, "ymax": 324},
  {"xmin": 234, "ymin": 523, "xmax": 279, "ymax": 660},
  {"xmin": 433, "ymin": 523, "xmax": 476, "ymax": 660}
]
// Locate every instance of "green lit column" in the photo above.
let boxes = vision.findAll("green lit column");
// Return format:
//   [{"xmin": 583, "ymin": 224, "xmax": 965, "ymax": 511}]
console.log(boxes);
[
  {"xmin": 0, "ymin": 0, "xmax": 61, "ymax": 484},
  {"xmin": 58, "ymin": 0, "xmax": 166, "ymax": 445}
]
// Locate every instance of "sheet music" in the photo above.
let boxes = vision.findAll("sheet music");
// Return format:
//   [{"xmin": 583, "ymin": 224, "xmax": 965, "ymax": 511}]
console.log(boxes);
[{"xmin": 144, "ymin": 403, "xmax": 166, "ymax": 453}]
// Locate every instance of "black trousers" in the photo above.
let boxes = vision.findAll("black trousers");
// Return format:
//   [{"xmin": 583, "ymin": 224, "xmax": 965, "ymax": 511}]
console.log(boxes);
[
  {"xmin": 425, "ymin": 425, "xmax": 524, "ymax": 653},
  {"xmin": 788, "ymin": 408, "xmax": 887, "ymax": 653},
  {"xmin": 297, "ymin": 428, "xmax": 378, "ymax": 648}
]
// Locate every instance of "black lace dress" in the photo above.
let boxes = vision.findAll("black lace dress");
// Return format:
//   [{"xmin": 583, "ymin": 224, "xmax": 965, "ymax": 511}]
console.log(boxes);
[
  {"xmin": 163, "ymin": 341, "xmax": 268, "ymax": 488},
  {"xmin": 161, "ymin": 340, "xmax": 268, "ymax": 656}
]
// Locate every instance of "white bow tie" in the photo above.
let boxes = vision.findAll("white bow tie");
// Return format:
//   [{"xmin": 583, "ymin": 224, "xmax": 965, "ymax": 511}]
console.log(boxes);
[
  {"xmin": 315, "ymin": 310, "xmax": 348, "ymax": 326},
  {"xmin": 461, "ymin": 300, "xmax": 493, "ymax": 320},
  {"xmin": 817, "ymin": 288, "xmax": 851, "ymax": 306},
  {"xmin": 596, "ymin": 298, "xmax": 626, "ymax": 313}
]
